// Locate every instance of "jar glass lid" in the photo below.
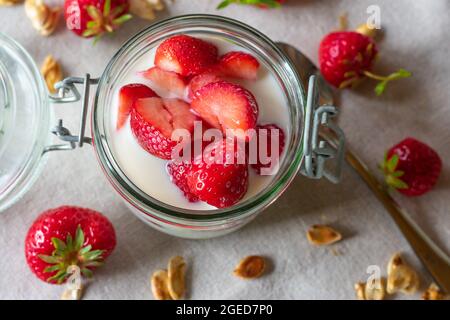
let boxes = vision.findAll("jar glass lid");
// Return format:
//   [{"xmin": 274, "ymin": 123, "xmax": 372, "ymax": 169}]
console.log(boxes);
[{"xmin": 0, "ymin": 33, "xmax": 51, "ymax": 212}]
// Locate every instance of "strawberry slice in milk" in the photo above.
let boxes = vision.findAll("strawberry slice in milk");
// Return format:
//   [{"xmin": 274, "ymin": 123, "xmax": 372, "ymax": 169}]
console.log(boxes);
[{"xmin": 110, "ymin": 35, "xmax": 290, "ymax": 210}]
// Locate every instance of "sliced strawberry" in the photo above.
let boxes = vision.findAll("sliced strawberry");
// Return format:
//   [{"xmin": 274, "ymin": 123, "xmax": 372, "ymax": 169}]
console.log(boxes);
[
  {"xmin": 186, "ymin": 139, "xmax": 249, "ymax": 208},
  {"xmin": 139, "ymin": 67, "xmax": 187, "ymax": 99},
  {"xmin": 155, "ymin": 35, "xmax": 218, "ymax": 77},
  {"xmin": 249, "ymin": 124, "xmax": 285, "ymax": 175},
  {"xmin": 117, "ymin": 84, "xmax": 158, "ymax": 129},
  {"xmin": 130, "ymin": 97, "xmax": 197, "ymax": 159},
  {"xmin": 166, "ymin": 161, "xmax": 199, "ymax": 202},
  {"xmin": 191, "ymin": 81, "xmax": 258, "ymax": 140},
  {"xmin": 217, "ymin": 51, "xmax": 260, "ymax": 80},
  {"xmin": 187, "ymin": 72, "xmax": 222, "ymax": 101}
]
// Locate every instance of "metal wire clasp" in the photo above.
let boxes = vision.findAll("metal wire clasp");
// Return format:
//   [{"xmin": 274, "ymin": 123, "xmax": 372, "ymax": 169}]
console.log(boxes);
[
  {"xmin": 301, "ymin": 75, "xmax": 345, "ymax": 183},
  {"xmin": 44, "ymin": 74, "xmax": 99, "ymax": 153}
]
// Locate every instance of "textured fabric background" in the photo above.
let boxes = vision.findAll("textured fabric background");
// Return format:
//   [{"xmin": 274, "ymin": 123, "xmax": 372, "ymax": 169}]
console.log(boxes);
[{"xmin": 0, "ymin": 0, "xmax": 449, "ymax": 299}]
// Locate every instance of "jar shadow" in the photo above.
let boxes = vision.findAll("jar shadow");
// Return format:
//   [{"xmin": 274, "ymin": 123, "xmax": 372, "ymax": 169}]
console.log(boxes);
[{"xmin": 247, "ymin": 163, "xmax": 361, "ymax": 232}]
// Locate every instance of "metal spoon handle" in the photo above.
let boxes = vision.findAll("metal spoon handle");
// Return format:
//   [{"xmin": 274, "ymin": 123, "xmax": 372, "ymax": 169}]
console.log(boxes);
[{"xmin": 323, "ymin": 131, "xmax": 450, "ymax": 293}]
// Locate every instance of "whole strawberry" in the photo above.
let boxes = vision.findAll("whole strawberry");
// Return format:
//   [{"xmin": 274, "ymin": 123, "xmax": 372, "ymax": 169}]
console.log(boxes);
[
  {"xmin": 25, "ymin": 206, "xmax": 116, "ymax": 284},
  {"xmin": 319, "ymin": 30, "xmax": 411, "ymax": 95},
  {"xmin": 381, "ymin": 137, "xmax": 442, "ymax": 196},
  {"xmin": 64, "ymin": 0, "xmax": 132, "ymax": 40}
]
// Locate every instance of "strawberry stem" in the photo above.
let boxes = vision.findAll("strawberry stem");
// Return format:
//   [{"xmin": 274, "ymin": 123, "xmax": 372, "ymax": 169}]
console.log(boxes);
[
  {"xmin": 355, "ymin": 23, "xmax": 377, "ymax": 38},
  {"xmin": 363, "ymin": 69, "xmax": 412, "ymax": 95}
]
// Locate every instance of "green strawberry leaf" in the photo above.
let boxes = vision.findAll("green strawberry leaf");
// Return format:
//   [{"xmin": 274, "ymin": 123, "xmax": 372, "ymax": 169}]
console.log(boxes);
[
  {"xmin": 386, "ymin": 176, "xmax": 409, "ymax": 189},
  {"xmin": 81, "ymin": 268, "xmax": 94, "ymax": 278},
  {"xmin": 110, "ymin": 4, "xmax": 126, "ymax": 17},
  {"xmin": 66, "ymin": 233, "xmax": 73, "ymax": 252},
  {"xmin": 38, "ymin": 225, "xmax": 106, "ymax": 283},
  {"xmin": 386, "ymin": 154, "xmax": 399, "ymax": 173},
  {"xmin": 86, "ymin": 5, "xmax": 102, "ymax": 21},
  {"xmin": 112, "ymin": 14, "xmax": 133, "ymax": 26},
  {"xmin": 391, "ymin": 68, "xmax": 412, "ymax": 79},
  {"xmin": 391, "ymin": 170, "xmax": 405, "ymax": 178},
  {"xmin": 255, "ymin": 0, "xmax": 282, "ymax": 7},
  {"xmin": 79, "ymin": 245, "xmax": 92, "ymax": 255},
  {"xmin": 47, "ymin": 270, "xmax": 68, "ymax": 283},
  {"xmin": 92, "ymin": 35, "xmax": 102, "ymax": 45},
  {"xmin": 83, "ymin": 261, "xmax": 103, "ymax": 268},
  {"xmin": 103, "ymin": 0, "xmax": 111, "ymax": 17},
  {"xmin": 83, "ymin": 28, "xmax": 98, "ymax": 38},
  {"xmin": 217, "ymin": 0, "xmax": 232, "ymax": 8},
  {"xmin": 86, "ymin": 21, "xmax": 98, "ymax": 29},
  {"xmin": 44, "ymin": 264, "xmax": 62, "ymax": 273},
  {"xmin": 217, "ymin": 0, "xmax": 281, "ymax": 9},
  {"xmin": 375, "ymin": 80, "xmax": 388, "ymax": 96},
  {"xmin": 83, "ymin": 250, "xmax": 104, "ymax": 261},
  {"xmin": 51, "ymin": 238, "xmax": 66, "ymax": 251}
]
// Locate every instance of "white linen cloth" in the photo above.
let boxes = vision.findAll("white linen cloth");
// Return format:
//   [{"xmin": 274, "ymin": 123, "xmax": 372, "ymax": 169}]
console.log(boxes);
[{"xmin": 0, "ymin": 0, "xmax": 449, "ymax": 299}]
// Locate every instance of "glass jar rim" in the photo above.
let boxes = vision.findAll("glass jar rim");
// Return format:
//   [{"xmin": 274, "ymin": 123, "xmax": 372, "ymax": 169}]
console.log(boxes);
[{"xmin": 92, "ymin": 14, "xmax": 306, "ymax": 224}]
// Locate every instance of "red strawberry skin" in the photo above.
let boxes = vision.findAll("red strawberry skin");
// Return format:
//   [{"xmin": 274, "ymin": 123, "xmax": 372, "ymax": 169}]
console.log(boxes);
[
  {"xmin": 155, "ymin": 35, "xmax": 218, "ymax": 77},
  {"xmin": 218, "ymin": 51, "xmax": 260, "ymax": 80},
  {"xmin": 257, "ymin": 0, "xmax": 285, "ymax": 8},
  {"xmin": 385, "ymin": 137, "xmax": 442, "ymax": 196},
  {"xmin": 250, "ymin": 124, "xmax": 285, "ymax": 175},
  {"xmin": 191, "ymin": 81, "xmax": 258, "ymax": 140},
  {"xmin": 64, "ymin": 0, "xmax": 130, "ymax": 38},
  {"xmin": 319, "ymin": 31, "xmax": 378, "ymax": 88},
  {"xmin": 25, "ymin": 206, "xmax": 116, "ymax": 284},
  {"xmin": 187, "ymin": 139, "xmax": 249, "ymax": 208},
  {"xmin": 130, "ymin": 97, "xmax": 197, "ymax": 159},
  {"xmin": 167, "ymin": 161, "xmax": 199, "ymax": 202},
  {"xmin": 140, "ymin": 67, "xmax": 187, "ymax": 99},
  {"xmin": 117, "ymin": 84, "xmax": 158, "ymax": 130}
]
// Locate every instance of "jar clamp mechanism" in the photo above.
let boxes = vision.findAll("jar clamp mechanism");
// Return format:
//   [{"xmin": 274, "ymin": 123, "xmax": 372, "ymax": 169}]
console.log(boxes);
[
  {"xmin": 300, "ymin": 75, "xmax": 345, "ymax": 183},
  {"xmin": 45, "ymin": 74, "xmax": 345, "ymax": 183},
  {"xmin": 45, "ymin": 74, "xmax": 98, "ymax": 153}
]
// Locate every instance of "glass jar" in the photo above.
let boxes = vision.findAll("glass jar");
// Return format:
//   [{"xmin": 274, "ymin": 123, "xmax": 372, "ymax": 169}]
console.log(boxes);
[{"xmin": 0, "ymin": 15, "xmax": 344, "ymax": 239}]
